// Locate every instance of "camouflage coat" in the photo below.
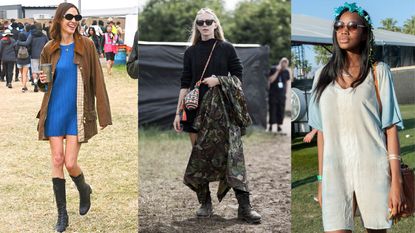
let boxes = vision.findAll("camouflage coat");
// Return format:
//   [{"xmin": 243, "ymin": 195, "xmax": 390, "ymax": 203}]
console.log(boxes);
[{"xmin": 183, "ymin": 75, "xmax": 252, "ymax": 203}]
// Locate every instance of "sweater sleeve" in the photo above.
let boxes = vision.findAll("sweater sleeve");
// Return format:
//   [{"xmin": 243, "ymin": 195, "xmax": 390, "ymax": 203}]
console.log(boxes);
[
  {"xmin": 180, "ymin": 48, "xmax": 192, "ymax": 89},
  {"xmin": 227, "ymin": 43, "xmax": 243, "ymax": 81}
]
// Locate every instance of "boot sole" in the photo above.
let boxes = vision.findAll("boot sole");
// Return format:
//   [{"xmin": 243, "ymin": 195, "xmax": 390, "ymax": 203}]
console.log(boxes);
[
  {"xmin": 196, "ymin": 210, "xmax": 213, "ymax": 218},
  {"xmin": 238, "ymin": 215, "xmax": 261, "ymax": 224},
  {"xmin": 196, "ymin": 213, "xmax": 213, "ymax": 218}
]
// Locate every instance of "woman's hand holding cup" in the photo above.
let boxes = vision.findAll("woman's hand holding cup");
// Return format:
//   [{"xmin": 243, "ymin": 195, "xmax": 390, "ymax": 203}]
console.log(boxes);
[{"xmin": 38, "ymin": 71, "xmax": 48, "ymax": 83}]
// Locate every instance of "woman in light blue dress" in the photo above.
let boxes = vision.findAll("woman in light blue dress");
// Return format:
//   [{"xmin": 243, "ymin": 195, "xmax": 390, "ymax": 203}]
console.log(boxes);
[{"xmin": 308, "ymin": 3, "xmax": 405, "ymax": 233}]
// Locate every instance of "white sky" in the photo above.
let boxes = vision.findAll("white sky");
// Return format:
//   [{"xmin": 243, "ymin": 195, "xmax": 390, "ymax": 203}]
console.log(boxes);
[
  {"xmin": 138, "ymin": 0, "xmax": 240, "ymax": 11},
  {"xmin": 0, "ymin": 0, "xmax": 138, "ymax": 10}
]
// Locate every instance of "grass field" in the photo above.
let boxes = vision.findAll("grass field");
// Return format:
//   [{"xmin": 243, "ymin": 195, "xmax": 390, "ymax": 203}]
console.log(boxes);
[
  {"xmin": 291, "ymin": 104, "xmax": 415, "ymax": 233},
  {"xmin": 0, "ymin": 64, "xmax": 138, "ymax": 232},
  {"xmin": 139, "ymin": 122, "xmax": 291, "ymax": 232}
]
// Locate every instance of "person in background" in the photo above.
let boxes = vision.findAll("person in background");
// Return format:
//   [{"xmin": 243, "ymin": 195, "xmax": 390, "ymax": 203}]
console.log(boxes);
[
  {"xmin": 90, "ymin": 20, "xmax": 103, "ymax": 37},
  {"xmin": 88, "ymin": 27, "xmax": 103, "ymax": 58},
  {"xmin": 127, "ymin": 30, "xmax": 138, "ymax": 79},
  {"xmin": 3, "ymin": 20, "xmax": 10, "ymax": 31},
  {"xmin": 268, "ymin": 57, "xmax": 290, "ymax": 133},
  {"xmin": 11, "ymin": 22, "xmax": 20, "ymax": 82},
  {"xmin": 0, "ymin": 29, "xmax": 16, "ymax": 88},
  {"xmin": 0, "ymin": 23, "xmax": 3, "ymax": 82},
  {"xmin": 15, "ymin": 31, "xmax": 31, "ymax": 92},
  {"xmin": 8, "ymin": 19, "xmax": 16, "ymax": 30},
  {"xmin": 103, "ymin": 25, "xmax": 118, "ymax": 75},
  {"xmin": 80, "ymin": 19, "xmax": 89, "ymax": 36},
  {"xmin": 43, "ymin": 21, "xmax": 52, "ymax": 39},
  {"xmin": 115, "ymin": 21, "xmax": 124, "ymax": 44},
  {"xmin": 107, "ymin": 18, "xmax": 118, "ymax": 37},
  {"xmin": 17, "ymin": 22, "xmax": 49, "ymax": 92}
]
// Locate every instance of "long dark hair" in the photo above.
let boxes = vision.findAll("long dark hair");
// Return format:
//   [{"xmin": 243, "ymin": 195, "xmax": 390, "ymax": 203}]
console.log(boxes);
[
  {"xmin": 88, "ymin": 27, "xmax": 96, "ymax": 37},
  {"xmin": 314, "ymin": 8, "xmax": 375, "ymax": 102},
  {"xmin": 50, "ymin": 3, "xmax": 81, "ymax": 41}
]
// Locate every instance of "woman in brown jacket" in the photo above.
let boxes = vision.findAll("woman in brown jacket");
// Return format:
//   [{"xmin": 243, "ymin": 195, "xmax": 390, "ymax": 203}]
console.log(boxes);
[{"xmin": 37, "ymin": 3, "xmax": 111, "ymax": 232}]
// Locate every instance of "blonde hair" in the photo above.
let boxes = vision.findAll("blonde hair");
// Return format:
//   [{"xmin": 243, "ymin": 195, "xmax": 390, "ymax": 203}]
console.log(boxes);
[
  {"xmin": 280, "ymin": 57, "xmax": 289, "ymax": 66},
  {"xmin": 189, "ymin": 8, "xmax": 225, "ymax": 45}
]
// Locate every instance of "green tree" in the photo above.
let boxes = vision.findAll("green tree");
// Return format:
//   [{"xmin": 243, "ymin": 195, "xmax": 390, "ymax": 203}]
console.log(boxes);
[
  {"xmin": 228, "ymin": 0, "xmax": 291, "ymax": 64},
  {"xmin": 379, "ymin": 18, "xmax": 401, "ymax": 32},
  {"xmin": 138, "ymin": 0, "xmax": 226, "ymax": 42},
  {"xmin": 403, "ymin": 16, "xmax": 415, "ymax": 35},
  {"xmin": 291, "ymin": 49, "xmax": 311, "ymax": 79},
  {"xmin": 313, "ymin": 45, "xmax": 332, "ymax": 65}
]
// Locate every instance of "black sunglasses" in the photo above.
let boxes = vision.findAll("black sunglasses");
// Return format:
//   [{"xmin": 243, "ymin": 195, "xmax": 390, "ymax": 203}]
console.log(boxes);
[
  {"xmin": 334, "ymin": 21, "xmax": 366, "ymax": 32},
  {"xmin": 196, "ymin": 19, "xmax": 215, "ymax": 26},
  {"xmin": 64, "ymin": 14, "xmax": 83, "ymax": 21}
]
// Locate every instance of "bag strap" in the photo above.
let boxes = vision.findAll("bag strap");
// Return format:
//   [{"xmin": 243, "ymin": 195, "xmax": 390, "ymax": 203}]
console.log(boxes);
[
  {"xmin": 372, "ymin": 63, "xmax": 382, "ymax": 115},
  {"xmin": 197, "ymin": 40, "xmax": 217, "ymax": 86}
]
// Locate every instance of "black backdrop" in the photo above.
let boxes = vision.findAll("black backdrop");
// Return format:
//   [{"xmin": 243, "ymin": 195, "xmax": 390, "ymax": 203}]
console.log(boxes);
[{"xmin": 138, "ymin": 42, "xmax": 270, "ymax": 129}]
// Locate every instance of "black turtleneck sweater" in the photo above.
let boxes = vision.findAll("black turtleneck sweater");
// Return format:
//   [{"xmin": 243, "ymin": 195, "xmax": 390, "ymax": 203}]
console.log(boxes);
[{"xmin": 181, "ymin": 38, "xmax": 243, "ymax": 124}]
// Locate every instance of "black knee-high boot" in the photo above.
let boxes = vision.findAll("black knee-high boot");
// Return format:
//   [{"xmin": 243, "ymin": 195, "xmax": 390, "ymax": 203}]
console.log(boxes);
[
  {"xmin": 196, "ymin": 183, "xmax": 213, "ymax": 217},
  {"xmin": 52, "ymin": 178, "xmax": 69, "ymax": 232},
  {"xmin": 70, "ymin": 173, "xmax": 92, "ymax": 215},
  {"xmin": 234, "ymin": 189, "xmax": 261, "ymax": 224}
]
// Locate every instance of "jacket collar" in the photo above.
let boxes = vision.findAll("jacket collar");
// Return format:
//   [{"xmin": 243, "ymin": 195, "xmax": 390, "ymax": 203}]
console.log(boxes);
[{"xmin": 48, "ymin": 34, "xmax": 85, "ymax": 56}]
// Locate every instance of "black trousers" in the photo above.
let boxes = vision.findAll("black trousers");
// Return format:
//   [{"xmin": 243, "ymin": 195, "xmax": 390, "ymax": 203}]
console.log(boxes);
[
  {"xmin": 269, "ymin": 95, "xmax": 286, "ymax": 125},
  {"xmin": 15, "ymin": 63, "xmax": 19, "ymax": 80},
  {"xmin": 0, "ymin": 60, "xmax": 4, "ymax": 80},
  {"xmin": 3, "ymin": 61, "xmax": 15, "ymax": 84}
]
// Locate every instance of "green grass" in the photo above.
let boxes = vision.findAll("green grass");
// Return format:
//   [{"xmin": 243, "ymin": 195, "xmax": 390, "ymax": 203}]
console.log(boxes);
[{"xmin": 291, "ymin": 104, "xmax": 415, "ymax": 233}]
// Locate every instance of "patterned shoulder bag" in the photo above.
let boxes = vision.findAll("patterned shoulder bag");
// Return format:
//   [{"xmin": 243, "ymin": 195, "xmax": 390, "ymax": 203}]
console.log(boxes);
[{"xmin": 184, "ymin": 40, "xmax": 217, "ymax": 110}]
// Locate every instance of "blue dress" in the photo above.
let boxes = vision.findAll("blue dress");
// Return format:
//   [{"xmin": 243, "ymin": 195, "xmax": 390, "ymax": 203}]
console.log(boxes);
[{"xmin": 45, "ymin": 43, "xmax": 78, "ymax": 137}]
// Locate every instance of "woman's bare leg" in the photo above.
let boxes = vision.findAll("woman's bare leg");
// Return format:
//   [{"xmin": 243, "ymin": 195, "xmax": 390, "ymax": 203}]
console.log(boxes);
[
  {"xmin": 189, "ymin": 132, "xmax": 197, "ymax": 146},
  {"xmin": 22, "ymin": 66, "xmax": 28, "ymax": 88},
  {"xmin": 49, "ymin": 136, "xmax": 65, "ymax": 178},
  {"xmin": 64, "ymin": 135, "xmax": 82, "ymax": 176}
]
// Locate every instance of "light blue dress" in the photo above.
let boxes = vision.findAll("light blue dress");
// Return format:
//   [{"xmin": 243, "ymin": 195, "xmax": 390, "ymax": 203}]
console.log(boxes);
[
  {"xmin": 308, "ymin": 62, "xmax": 403, "ymax": 231},
  {"xmin": 45, "ymin": 43, "xmax": 78, "ymax": 137}
]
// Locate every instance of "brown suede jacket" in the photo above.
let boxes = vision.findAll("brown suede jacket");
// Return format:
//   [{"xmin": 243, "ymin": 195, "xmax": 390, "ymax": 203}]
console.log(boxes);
[{"xmin": 37, "ymin": 34, "xmax": 112, "ymax": 142}]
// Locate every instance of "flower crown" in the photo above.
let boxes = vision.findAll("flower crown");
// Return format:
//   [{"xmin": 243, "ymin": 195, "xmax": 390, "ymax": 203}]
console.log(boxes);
[{"xmin": 334, "ymin": 2, "xmax": 372, "ymax": 26}]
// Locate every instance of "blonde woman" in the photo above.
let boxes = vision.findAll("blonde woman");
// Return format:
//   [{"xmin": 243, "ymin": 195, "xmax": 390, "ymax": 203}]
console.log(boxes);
[
  {"xmin": 37, "ymin": 3, "xmax": 111, "ymax": 232},
  {"xmin": 173, "ymin": 8, "xmax": 261, "ymax": 224}
]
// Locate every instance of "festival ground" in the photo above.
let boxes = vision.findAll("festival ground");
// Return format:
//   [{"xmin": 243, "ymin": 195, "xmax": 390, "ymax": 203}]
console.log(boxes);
[{"xmin": 0, "ymin": 65, "xmax": 138, "ymax": 232}]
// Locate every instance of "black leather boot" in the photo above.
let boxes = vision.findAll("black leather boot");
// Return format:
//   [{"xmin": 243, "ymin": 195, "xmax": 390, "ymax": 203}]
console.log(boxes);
[
  {"xmin": 196, "ymin": 191, "xmax": 213, "ymax": 217},
  {"xmin": 196, "ymin": 184, "xmax": 213, "ymax": 217},
  {"xmin": 52, "ymin": 178, "xmax": 69, "ymax": 232},
  {"xmin": 235, "ymin": 190, "xmax": 261, "ymax": 224},
  {"xmin": 70, "ymin": 173, "xmax": 92, "ymax": 215}
]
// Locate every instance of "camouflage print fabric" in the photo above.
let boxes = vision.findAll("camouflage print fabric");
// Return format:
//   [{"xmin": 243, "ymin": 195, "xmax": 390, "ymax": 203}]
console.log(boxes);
[{"xmin": 183, "ymin": 75, "xmax": 252, "ymax": 203}]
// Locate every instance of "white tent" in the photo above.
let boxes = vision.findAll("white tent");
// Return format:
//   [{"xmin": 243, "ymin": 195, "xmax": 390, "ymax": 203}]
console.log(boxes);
[{"xmin": 291, "ymin": 14, "xmax": 415, "ymax": 47}]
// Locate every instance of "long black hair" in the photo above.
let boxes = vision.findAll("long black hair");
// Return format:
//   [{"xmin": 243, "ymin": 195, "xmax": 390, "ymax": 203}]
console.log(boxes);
[{"xmin": 313, "ymin": 8, "xmax": 375, "ymax": 102}]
